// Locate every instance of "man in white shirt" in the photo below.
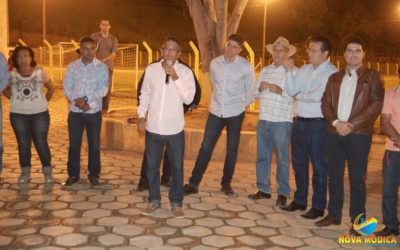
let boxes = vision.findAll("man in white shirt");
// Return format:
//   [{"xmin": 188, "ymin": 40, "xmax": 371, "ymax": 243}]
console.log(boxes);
[
  {"xmin": 317, "ymin": 39, "xmax": 384, "ymax": 235},
  {"xmin": 137, "ymin": 37, "xmax": 195, "ymax": 218},
  {"xmin": 248, "ymin": 37, "xmax": 297, "ymax": 207}
]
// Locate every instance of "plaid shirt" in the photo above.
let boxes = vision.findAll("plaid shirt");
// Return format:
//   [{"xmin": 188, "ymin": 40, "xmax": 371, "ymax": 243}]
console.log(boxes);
[{"xmin": 254, "ymin": 63, "xmax": 297, "ymax": 122}]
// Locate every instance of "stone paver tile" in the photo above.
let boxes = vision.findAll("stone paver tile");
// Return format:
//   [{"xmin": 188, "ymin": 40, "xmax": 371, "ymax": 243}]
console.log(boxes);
[
  {"xmin": 209, "ymin": 210, "xmax": 235, "ymax": 218},
  {"xmin": 247, "ymin": 203, "xmax": 274, "ymax": 213},
  {"xmin": 166, "ymin": 217, "xmax": 193, "ymax": 227},
  {"xmin": 110, "ymin": 247, "xmax": 142, "ymax": 250},
  {"xmin": 269, "ymin": 235, "xmax": 304, "ymax": 248},
  {"xmin": 12, "ymin": 201, "xmax": 33, "ymax": 210},
  {"xmin": 51, "ymin": 209, "xmax": 77, "ymax": 218},
  {"xmin": 238, "ymin": 211, "xmax": 264, "ymax": 220},
  {"xmin": 195, "ymin": 217, "xmax": 224, "ymax": 228},
  {"xmin": 20, "ymin": 235, "xmax": 48, "ymax": 246},
  {"xmin": 19, "ymin": 209, "xmax": 43, "ymax": 218},
  {"xmin": 182, "ymin": 226, "xmax": 212, "ymax": 237},
  {"xmin": 43, "ymin": 201, "xmax": 68, "ymax": 210},
  {"xmin": 101, "ymin": 202, "xmax": 129, "ymax": 210},
  {"xmin": 263, "ymin": 247, "xmax": 288, "ymax": 250},
  {"xmin": 82, "ymin": 208, "xmax": 112, "ymax": 219},
  {"xmin": 201, "ymin": 235, "xmax": 234, "ymax": 248},
  {"xmin": 129, "ymin": 235, "xmax": 163, "ymax": 248},
  {"xmin": 237, "ymin": 235, "xmax": 265, "ymax": 246},
  {"xmin": 98, "ymin": 233, "xmax": 125, "ymax": 246},
  {"xmin": 118, "ymin": 208, "xmax": 142, "ymax": 216},
  {"xmin": 0, "ymin": 210, "xmax": 15, "ymax": 218},
  {"xmin": 54, "ymin": 233, "xmax": 88, "ymax": 247},
  {"xmin": 89, "ymin": 195, "xmax": 115, "ymax": 203},
  {"xmin": 183, "ymin": 209, "xmax": 205, "ymax": 219},
  {"xmin": 112, "ymin": 224, "xmax": 144, "ymax": 236},
  {"xmin": 266, "ymin": 212, "xmax": 295, "ymax": 222},
  {"xmin": 286, "ymin": 217, "xmax": 320, "ymax": 229},
  {"xmin": 215, "ymin": 226, "xmax": 245, "ymax": 236},
  {"xmin": 69, "ymin": 201, "xmax": 98, "ymax": 210},
  {"xmin": 201, "ymin": 197, "xmax": 227, "ymax": 204},
  {"xmin": 297, "ymin": 247, "xmax": 324, "ymax": 250},
  {"xmin": 218, "ymin": 203, "xmax": 246, "ymax": 212},
  {"xmin": 279, "ymin": 227, "xmax": 313, "ymax": 238},
  {"xmin": 105, "ymin": 189, "xmax": 130, "ymax": 196},
  {"xmin": 304, "ymin": 236, "xmax": 339, "ymax": 249},
  {"xmin": 40, "ymin": 225, "xmax": 74, "ymax": 236},
  {"xmin": 226, "ymin": 218, "xmax": 256, "ymax": 227},
  {"xmin": 167, "ymin": 237, "xmax": 194, "ymax": 245},
  {"xmin": 190, "ymin": 202, "xmax": 216, "ymax": 211},
  {"xmin": 0, "ymin": 235, "xmax": 13, "ymax": 246},
  {"xmin": 10, "ymin": 228, "xmax": 36, "ymax": 235},
  {"xmin": 134, "ymin": 217, "xmax": 157, "ymax": 225},
  {"xmin": 151, "ymin": 246, "xmax": 183, "ymax": 250},
  {"xmin": 58, "ymin": 194, "xmax": 86, "ymax": 202},
  {"xmin": 0, "ymin": 189, "xmax": 18, "ymax": 196},
  {"xmin": 117, "ymin": 195, "xmax": 144, "ymax": 204},
  {"xmin": 77, "ymin": 189, "xmax": 103, "ymax": 196},
  {"xmin": 190, "ymin": 246, "xmax": 218, "ymax": 250},
  {"xmin": 182, "ymin": 196, "xmax": 201, "ymax": 204},
  {"xmin": 71, "ymin": 247, "xmax": 105, "ymax": 250},
  {"xmin": 33, "ymin": 247, "xmax": 65, "ymax": 250},
  {"xmin": 0, "ymin": 218, "xmax": 26, "ymax": 227},
  {"xmin": 257, "ymin": 219, "xmax": 287, "ymax": 228},
  {"xmin": 97, "ymin": 216, "xmax": 129, "ymax": 226},
  {"xmin": 312, "ymin": 229, "xmax": 342, "ymax": 240},
  {"xmin": 80, "ymin": 226, "xmax": 106, "ymax": 233},
  {"xmin": 229, "ymin": 197, "xmax": 255, "ymax": 205},
  {"xmin": 63, "ymin": 217, "xmax": 94, "ymax": 225},
  {"xmin": 154, "ymin": 227, "xmax": 177, "ymax": 236}
]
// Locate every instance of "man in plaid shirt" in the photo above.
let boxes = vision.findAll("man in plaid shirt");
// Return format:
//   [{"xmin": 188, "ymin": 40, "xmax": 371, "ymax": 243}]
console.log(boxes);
[{"xmin": 248, "ymin": 37, "xmax": 297, "ymax": 207}]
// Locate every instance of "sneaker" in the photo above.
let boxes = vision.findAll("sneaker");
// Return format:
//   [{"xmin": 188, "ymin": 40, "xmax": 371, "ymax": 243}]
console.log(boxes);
[
  {"xmin": 171, "ymin": 206, "xmax": 184, "ymax": 218},
  {"xmin": 89, "ymin": 178, "xmax": 101, "ymax": 187},
  {"xmin": 142, "ymin": 203, "xmax": 160, "ymax": 216},
  {"xmin": 62, "ymin": 177, "xmax": 79, "ymax": 187}
]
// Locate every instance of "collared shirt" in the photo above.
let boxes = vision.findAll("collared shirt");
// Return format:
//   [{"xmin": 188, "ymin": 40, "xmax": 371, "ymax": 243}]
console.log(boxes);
[
  {"xmin": 63, "ymin": 58, "xmax": 109, "ymax": 114},
  {"xmin": 382, "ymin": 86, "xmax": 400, "ymax": 152},
  {"xmin": 254, "ymin": 63, "xmax": 298, "ymax": 122},
  {"xmin": 91, "ymin": 32, "xmax": 118, "ymax": 69},
  {"xmin": 209, "ymin": 55, "xmax": 255, "ymax": 118},
  {"xmin": 0, "ymin": 53, "xmax": 8, "ymax": 95},
  {"xmin": 286, "ymin": 60, "xmax": 337, "ymax": 118},
  {"xmin": 337, "ymin": 68, "xmax": 358, "ymax": 123},
  {"xmin": 138, "ymin": 60, "xmax": 195, "ymax": 135}
]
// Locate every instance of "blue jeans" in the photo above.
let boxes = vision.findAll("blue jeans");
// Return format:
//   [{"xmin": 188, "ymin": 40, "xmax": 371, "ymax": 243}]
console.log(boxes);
[
  {"xmin": 67, "ymin": 111, "xmax": 102, "ymax": 179},
  {"xmin": 256, "ymin": 120, "xmax": 292, "ymax": 196},
  {"xmin": 382, "ymin": 150, "xmax": 400, "ymax": 230},
  {"xmin": 188, "ymin": 112, "xmax": 245, "ymax": 187},
  {"xmin": 10, "ymin": 111, "xmax": 52, "ymax": 168},
  {"xmin": 326, "ymin": 132, "xmax": 371, "ymax": 222},
  {"xmin": 145, "ymin": 130, "xmax": 184, "ymax": 207},
  {"xmin": 291, "ymin": 119, "xmax": 327, "ymax": 210},
  {"xmin": 139, "ymin": 150, "xmax": 171, "ymax": 184}
]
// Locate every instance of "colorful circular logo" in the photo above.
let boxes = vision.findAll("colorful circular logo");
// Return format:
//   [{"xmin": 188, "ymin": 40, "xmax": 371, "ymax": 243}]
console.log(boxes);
[{"xmin": 353, "ymin": 213, "xmax": 377, "ymax": 235}]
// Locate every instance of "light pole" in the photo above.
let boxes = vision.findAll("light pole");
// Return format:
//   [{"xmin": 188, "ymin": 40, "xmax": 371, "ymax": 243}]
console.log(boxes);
[
  {"xmin": 261, "ymin": 0, "xmax": 267, "ymax": 67},
  {"xmin": 42, "ymin": 0, "xmax": 46, "ymax": 42}
]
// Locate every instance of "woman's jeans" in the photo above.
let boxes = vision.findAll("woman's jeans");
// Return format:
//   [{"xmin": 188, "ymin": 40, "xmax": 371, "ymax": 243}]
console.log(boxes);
[{"xmin": 10, "ymin": 111, "xmax": 51, "ymax": 168}]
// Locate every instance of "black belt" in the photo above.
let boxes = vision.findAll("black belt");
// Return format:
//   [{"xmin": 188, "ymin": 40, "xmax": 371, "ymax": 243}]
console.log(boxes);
[{"xmin": 295, "ymin": 117, "xmax": 325, "ymax": 122}]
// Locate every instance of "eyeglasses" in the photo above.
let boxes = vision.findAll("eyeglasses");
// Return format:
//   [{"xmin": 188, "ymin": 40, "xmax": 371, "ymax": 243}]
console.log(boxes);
[{"xmin": 307, "ymin": 49, "xmax": 321, "ymax": 53}]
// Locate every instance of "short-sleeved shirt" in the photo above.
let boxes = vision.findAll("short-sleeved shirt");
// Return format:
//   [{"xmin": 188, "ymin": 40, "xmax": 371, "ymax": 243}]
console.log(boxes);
[
  {"xmin": 382, "ymin": 86, "xmax": 400, "ymax": 151},
  {"xmin": 9, "ymin": 67, "xmax": 49, "ymax": 114},
  {"xmin": 90, "ymin": 32, "xmax": 118, "ymax": 69}
]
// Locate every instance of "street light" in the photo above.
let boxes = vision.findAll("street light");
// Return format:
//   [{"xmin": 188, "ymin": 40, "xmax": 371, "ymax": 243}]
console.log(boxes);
[
  {"xmin": 42, "ymin": 0, "xmax": 46, "ymax": 42},
  {"xmin": 261, "ymin": 0, "xmax": 268, "ymax": 68}
]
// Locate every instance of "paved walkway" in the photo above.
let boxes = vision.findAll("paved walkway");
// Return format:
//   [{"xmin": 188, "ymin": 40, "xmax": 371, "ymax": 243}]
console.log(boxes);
[{"xmin": 0, "ymin": 89, "xmax": 396, "ymax": 249}]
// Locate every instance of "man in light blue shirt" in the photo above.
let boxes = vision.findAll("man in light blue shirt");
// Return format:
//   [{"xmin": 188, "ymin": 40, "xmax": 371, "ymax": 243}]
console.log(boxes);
[
  {"xmin": 0, "ymin": 53, "xmax": 8, "ymax": 185},
  {"xmin": 281, "ymin": 37, "xmax": 337, "ymax": 219},
  {"xmin": 63, "ymin": 37, "xmax": 109, "ymax": 187},
  {"xmin": 184, "ymin": 34, "xmax": 255, "ymax": 196}
]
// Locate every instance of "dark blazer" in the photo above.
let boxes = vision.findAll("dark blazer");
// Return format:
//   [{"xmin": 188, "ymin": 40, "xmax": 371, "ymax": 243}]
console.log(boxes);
[
  {"xmin": 321, "ymin": 66, "xmax": 384, "ymax": 134},
  {"xmin": 137, "ymin": 59, "xmax": 201, "ymax": 113}
]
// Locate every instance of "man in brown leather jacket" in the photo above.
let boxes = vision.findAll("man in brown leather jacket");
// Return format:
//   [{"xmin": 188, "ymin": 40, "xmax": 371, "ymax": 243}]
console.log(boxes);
[{"xmin": 316, "ymin": 38, "xmax": 384, "ymax": 235}]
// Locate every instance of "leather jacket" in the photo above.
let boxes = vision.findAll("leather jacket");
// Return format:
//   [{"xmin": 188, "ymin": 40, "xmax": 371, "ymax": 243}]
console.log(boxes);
[{"xmin": 321, "ymin": 66, "xmax": 384, "ymax": 135}]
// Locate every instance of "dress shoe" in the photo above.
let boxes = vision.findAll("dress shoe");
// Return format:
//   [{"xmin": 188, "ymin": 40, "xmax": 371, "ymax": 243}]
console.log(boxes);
[
  {"xmin": 276, "ymin": 195, "xmax": 287, "ymax": 207},
  {"xmin": 281, "ymin": 201, "xmax": 306, "ymax": 212},
  {"xmin": 184, "ymin": 184, "xmax": 198, "ymax": 195},
  {"xmin": 315, "ymin": 215, "xmax": 341, "ymax": 227},
  {"xmin": 221, "ymin": 185, "xmax": 234, "ymax": 195},
  {"xmin": 161, "ymin": 178, "xmax": 171, "ymax": 187},
  {"xmin": 89, "ymin": 178, "xmax": 101, "ymax": 187},
  {"xmin": 375, "ymin": 226, "xmax": 399, "ymax": 236},
  {"xmin": 349, "ymin": 226, "xmax": 362, "ymax": 236},
  {"xmin": 248, "ymin": 190, "xmax": 271, "ymax": 200},
  {"xmin": 301, "ymin": 208, "xmax": 324, "ymax": 219},
  {"xmin": 62, "ymin": 177, "xmax": 79, "ymax": 186},
  {"xmin": 136, "ymin": 181, "xmax": 149, "ymax": 191}
]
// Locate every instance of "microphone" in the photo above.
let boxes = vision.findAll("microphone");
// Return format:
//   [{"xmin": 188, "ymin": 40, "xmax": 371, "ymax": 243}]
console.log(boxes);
[{"xmin": 165, "ymin": 60, "xmax": 172, "ymax": 84}]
